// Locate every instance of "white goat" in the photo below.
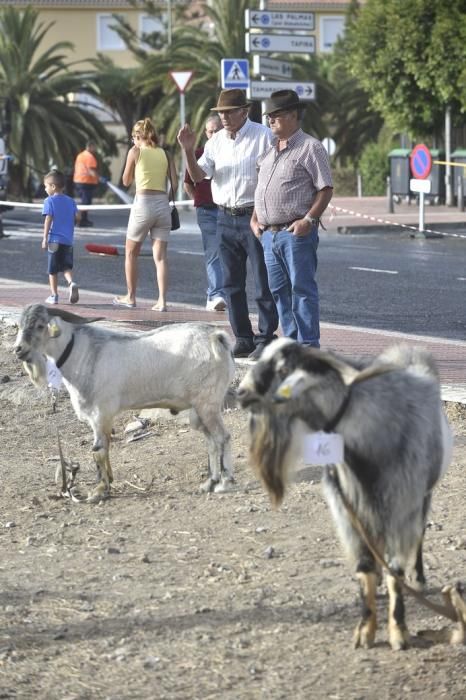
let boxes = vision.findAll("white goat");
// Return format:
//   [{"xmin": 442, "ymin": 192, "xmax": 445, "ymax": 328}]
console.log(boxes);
[
  {"xmin": 237, "ymin": 339, "xmax": 453, "ymax": 651},
  {"xmin": 14, "ymin": 304, "xmax": 235, "ymax": 501}
]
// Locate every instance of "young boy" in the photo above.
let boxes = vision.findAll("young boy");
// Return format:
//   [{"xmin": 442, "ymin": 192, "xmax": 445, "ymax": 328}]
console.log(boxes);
[{"xmin": 42, "ymin": 169, "xmax": 80, "ymax": 304}]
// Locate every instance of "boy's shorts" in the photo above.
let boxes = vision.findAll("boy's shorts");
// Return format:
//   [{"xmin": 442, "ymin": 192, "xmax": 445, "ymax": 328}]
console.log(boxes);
[{"xmin": 47, "ymin": 243, "xmax": 74, "ymax": 274}]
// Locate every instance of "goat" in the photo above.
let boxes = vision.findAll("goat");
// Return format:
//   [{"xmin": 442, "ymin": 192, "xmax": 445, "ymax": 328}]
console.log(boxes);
[
  {"xmin": 14, "ymin": 304, "xmax": 235, "ymax": 501},
  {"xmin": 237, "ymin": 339, "xmax": 453, "ymax": 651}
]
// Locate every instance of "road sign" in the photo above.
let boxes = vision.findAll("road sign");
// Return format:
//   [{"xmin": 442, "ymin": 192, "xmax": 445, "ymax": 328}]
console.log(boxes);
[
  {"xmin": 410, "ymin": 144, "xmax": 432, "ymax": 180},
  {"xmin": 245, "ymin": 33, "xmax": 315, "ymax": 54},
  {"xmin": 245, "ymin": 9, "xmax": 315, "ymax": 31},
  {"xmin": 410, "ymin": 178, "xmax": 432, "ymax": 194},
  {"xmin": 247, "ymin": 81, "xmax": 315, "ymax": 101},
  {"xmin": 322, "ymin": 137, "xmax": 336, "ymax": 156},
  {"xmin": 252, "ymin": 55, "xmax": 292, "ymax": 79},
  {"xmin": 168, "ymin": 70, "xmax": 193, "ymax": 93},
  {"xmin": 221, "ymin": 59, "xmax": 249, "ymax": 89}
]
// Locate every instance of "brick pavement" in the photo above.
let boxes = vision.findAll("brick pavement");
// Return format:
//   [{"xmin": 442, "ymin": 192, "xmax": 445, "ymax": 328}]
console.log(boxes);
[{"xmin": 1, "ymin": 281, "xmax": 465, "ymax": 404}]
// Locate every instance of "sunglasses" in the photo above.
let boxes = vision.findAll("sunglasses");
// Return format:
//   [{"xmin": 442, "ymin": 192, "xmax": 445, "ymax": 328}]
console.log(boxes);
[{"xmin": 266, "ymin": 110, "xmax": 292, "ymax": 122}]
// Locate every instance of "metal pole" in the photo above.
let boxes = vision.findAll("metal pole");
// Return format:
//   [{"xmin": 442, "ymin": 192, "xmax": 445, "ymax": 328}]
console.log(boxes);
[
  {"xmin": 458, "ymin": 175, "xmax": 464, "ymax": 213},
  {"xmin": 386, "ymin": 176, "xmax": 394, "ymax": 213},
  {"xmin": 357, "ymin": 172, "xmax": 362, "ymax": 198},
  {"xmin": 445, "ymin": 105, "xmax": 453, "ymax": 206},
  {"xmin": 167, "ymin": 0, "xmax": 172, "ymax": 46},
  {"xmin": 260, "ymin": 0, "xmax": 267, "ymax": 125},
  {"xmin": 419, "ymin": 191, "xmax": 425, "ymax": 233},
  {"xmin": 178, "ymin": 92, "xmax": 186, "ymax": 201}
]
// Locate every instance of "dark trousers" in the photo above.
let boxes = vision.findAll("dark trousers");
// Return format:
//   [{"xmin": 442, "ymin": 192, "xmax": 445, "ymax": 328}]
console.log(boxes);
[
  {"xmin": 74, "ymin": 183, "xmax": 95, "ymax": 223},
  {"xmin": 217, "ymin": 210, "xmax": 278, "ymax": 344}
]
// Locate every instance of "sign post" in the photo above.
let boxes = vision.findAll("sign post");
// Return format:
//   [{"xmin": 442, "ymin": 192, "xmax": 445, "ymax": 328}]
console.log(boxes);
[
  {"xmin": 169, "ymin": 70, "xmax": 194, "ymax": 200},
  {"xmin": 409, "ymin": 144, "xmax": 433, "ymax": 237}
]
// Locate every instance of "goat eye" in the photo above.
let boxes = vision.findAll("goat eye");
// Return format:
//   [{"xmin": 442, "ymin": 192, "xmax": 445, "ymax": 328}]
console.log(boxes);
[{"xmin": 37, "ymin": 323, "xmax": 45, "ymax": 330}]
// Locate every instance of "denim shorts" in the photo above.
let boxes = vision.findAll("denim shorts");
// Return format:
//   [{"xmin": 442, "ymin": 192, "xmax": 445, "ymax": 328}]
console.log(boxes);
[{"xmin": 47, "ymin": 243, "xmax": 74, "ymax": 274}]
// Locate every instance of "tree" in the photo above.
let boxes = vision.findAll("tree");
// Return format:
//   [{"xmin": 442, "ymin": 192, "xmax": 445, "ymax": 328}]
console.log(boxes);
[
  {"xmin": 0, "ymin": 6, "xmax": 115, "ymax": 197},
  {"xmin": 346, "ymin": 0, "xmax": 466, "ymax": 140}
]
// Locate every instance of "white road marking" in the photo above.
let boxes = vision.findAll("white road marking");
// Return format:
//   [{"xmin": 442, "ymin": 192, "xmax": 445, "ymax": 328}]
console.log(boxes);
[{"xmin": 350, "ymin": 266, "xmax": 398, "ymax": 274}]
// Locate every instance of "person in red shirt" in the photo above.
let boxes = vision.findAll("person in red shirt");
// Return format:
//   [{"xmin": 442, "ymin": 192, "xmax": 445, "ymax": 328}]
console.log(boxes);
[
  {"xmin": 73, "ymin": 141, "xmax": 99, "ymax": 227},
  {"xmin": 184, "ymin": 115, "xmax": 226, "ymax": 311}
]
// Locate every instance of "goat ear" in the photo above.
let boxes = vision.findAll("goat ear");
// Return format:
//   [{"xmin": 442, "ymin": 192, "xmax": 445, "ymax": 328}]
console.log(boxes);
[
  {"xmin": 48, "ymin": 320, "xmax": 61, "ymax": 338},
  {"xmin": 312, "ymin": 350, "xmax": 361, "ymax": 386},
  {"xmin": 47, "ymin": 308, "xmax": 104, "ymax": 325}
]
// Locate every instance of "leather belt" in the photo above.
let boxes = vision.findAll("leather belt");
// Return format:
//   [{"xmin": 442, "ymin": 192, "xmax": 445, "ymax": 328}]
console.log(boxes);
[
  {"xmin": 218, "ymin": 205, "xmax": 254, "ymax": 216},
  {"xmin": 198, "ymin": 203, "xmax": 217, "ymax": 210},
  {"xmin": 264, "ymin": 222, "xmax": 295, "ymax": 232}
]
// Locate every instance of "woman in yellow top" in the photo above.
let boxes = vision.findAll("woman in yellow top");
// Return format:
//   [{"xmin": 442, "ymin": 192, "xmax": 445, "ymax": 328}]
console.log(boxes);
[{"xmin": 113, "ymin": 118, "xmax": 178, "ymax": 311}]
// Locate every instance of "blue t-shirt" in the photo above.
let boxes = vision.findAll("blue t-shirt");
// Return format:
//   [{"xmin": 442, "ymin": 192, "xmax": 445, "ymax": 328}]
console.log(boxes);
[{"xmin": 42, "ymin": 194, "xmax": 78, "ymax": 246}]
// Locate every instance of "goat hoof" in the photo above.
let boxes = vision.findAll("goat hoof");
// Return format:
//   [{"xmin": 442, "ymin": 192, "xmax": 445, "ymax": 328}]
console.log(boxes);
[
  {"xmin": 87, "ymin": 485, "xmax": 110, "ymax": 503},
  {"xmin": 214, "ymin": 477, "xmax": 235, "ymax": 493},
  {"xmin": 389, "ymin": 626, "xmax": 410, "ymax": 651},
  {"xmin": 199, "ymin": 478, "xmax": 217, "ymax": 493},
  {"xmin": 353, "ymin": 622, "xmax": 376, "ymax": 649}
]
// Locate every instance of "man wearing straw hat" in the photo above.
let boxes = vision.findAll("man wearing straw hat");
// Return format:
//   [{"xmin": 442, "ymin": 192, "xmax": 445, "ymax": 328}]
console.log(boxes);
[
  {"xmin": 251, "ymin": 89, "xmax": 333, "ymax": 348},
  {"xmin": 178, "ymin": 89, "xmax": 278, "ymax": 360}
]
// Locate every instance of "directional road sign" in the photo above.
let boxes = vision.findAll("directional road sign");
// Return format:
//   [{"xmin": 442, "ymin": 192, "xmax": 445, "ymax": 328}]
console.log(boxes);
[
  {"xmin": 247, "ymin": 81, "xmax": 315, "ymax": 101},
  {"xmin": 221, "ymin": 59, "xmax": 250, "ymax": 89},
  {"xmin": 253, "ymin": 55, "xmax": 293, "ymax": 79},
  {"xmin": 245, "ymin": 33, "xmax": 315, "ymax": 54},
  {"xmin": 245, "ymin": 9, "xmax": 315, "ymax": 31},
  {"xmin": 410, "ymin": 144, "xmax": 432, "ymax": 180}
]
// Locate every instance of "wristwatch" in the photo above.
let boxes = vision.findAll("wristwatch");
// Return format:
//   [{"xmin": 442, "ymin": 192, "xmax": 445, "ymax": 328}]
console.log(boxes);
[{"xmin": 304, "ymin": 214, "xmax": 320, "ymax": 227}]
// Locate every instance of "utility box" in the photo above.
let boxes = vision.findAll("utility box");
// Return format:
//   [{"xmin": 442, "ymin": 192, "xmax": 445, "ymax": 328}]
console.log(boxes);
[
  {"xmin": 427, "ymin": 149, "xmax": 445, "ymax": 203},
  {"xmin": 388, "ymin": 148, "xmax": 411, "ymax": 196},
  {"xmin": 451, "ymin": 149, "xmax": 466, "ymax": 203}
]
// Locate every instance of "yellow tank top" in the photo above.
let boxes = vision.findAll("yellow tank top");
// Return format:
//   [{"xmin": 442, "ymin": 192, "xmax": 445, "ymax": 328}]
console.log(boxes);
[{"xmin": 135, "ymin": 146, "xmax": 168, "ymax": 191}]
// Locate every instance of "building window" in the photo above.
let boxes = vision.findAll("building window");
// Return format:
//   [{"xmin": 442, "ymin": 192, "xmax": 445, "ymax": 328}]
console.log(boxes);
[
  {"xmin": 320, "ymin": 16, "xmax": 345, "ymax": 53},
  {"xmin": 139, "ymin": 13, "xmax": 166, "ymax": 50},
  {"xmin": 97, "ymin": 14, "xmax": 126, "ymax": 51}
]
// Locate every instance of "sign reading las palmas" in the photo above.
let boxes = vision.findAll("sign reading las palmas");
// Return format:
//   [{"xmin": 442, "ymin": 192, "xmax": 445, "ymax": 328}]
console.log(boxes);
[{"xmin": 245, "ymin": 9, "xmax": 315, "ymax": 31}]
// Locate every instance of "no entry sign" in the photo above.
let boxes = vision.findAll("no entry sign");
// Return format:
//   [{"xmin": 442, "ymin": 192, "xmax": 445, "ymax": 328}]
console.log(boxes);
[{"xmin": 410, "ymin": 144, "xmax": 432, "ymax": 180}]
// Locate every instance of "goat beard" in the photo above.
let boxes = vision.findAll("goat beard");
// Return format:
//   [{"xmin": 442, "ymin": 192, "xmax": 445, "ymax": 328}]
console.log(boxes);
[
  {"xmin": 23, "ymin": 351, "xmax": 48, "ymax": 388},
  {"xmin": 249, "ymin": 405, "xmax": 295, "ymax": 507}
]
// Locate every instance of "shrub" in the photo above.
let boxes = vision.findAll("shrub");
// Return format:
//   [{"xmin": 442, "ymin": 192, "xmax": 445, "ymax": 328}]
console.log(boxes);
[{"xmin": 358, "ymin": 142, "xmax": 390, "ymax": 195}]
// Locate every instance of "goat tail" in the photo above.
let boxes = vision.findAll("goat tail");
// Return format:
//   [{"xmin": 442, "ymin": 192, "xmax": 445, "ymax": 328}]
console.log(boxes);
[
  {"xmin": 249, "ymin": 405, "xmax": 293, "ymax": 507},
  {"xmin": 210, "ymin": 330, "xmax": 234, "ymax": 362}
]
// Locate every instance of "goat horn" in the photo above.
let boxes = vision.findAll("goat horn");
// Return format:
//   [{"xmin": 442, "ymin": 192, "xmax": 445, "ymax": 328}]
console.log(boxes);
[{"xmin": 47, "ymin": 308, "xmax": 105, "ymax": 325}]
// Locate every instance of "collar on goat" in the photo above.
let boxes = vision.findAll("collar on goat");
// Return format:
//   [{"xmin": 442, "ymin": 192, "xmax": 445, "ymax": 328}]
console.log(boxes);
[{"xmin": 56, "ymin": 334, "xmax": 75, "ymax": 369}]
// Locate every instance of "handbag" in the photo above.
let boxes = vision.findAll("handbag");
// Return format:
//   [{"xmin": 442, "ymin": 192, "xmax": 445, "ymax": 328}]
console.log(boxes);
[
  {"xmin": 167, "ymin": 156, "xmax": 180, "ymax": 231},
  {"xmin": 170, "ymin": 206, "xmax": 180, "ymax": 231}
]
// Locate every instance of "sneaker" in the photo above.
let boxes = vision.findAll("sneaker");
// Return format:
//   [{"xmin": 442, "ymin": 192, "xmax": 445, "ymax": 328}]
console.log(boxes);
[
  {"xmin": 248, "ymin": 344, "xmax": 266, "ymax": 361},
  {"xmin": 69, "ymin": 282, "xmax": 79, "ymax": 304},
  {"xmin": 206, "ymin": 297, "xmax": 227, "ymax": 312},
  {"xmin": 45, "ymin": 294, "xmax": 58, "ymax": 305},
  {"xmin": 233, "ymin": 339, "xmax": 255, "ymax": 358}
]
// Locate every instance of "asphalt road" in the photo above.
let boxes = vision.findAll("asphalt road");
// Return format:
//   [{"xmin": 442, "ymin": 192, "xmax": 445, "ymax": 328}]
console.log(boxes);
[{"xmin": 1, "ymin": 207, "xmax": 465, "ymax": 340}]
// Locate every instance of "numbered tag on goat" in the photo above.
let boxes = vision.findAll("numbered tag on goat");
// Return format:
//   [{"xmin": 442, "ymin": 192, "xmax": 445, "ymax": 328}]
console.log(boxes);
[
  {"xmin": 46, "ymin": 358, "xmax": 63, "ymax": 390},
  {"xmin": 303, "ymin": 431, "xmax": 344, "ymax": 465}
]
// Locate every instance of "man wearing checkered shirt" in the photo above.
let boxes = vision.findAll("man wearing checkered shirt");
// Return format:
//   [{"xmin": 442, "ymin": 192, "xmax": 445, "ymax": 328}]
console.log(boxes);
[{"xmin": 251, "ymin": 90, "xmax": 333, "ymax": 348}]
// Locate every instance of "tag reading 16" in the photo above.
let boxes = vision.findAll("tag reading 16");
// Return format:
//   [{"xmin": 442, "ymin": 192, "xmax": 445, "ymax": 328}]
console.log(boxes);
[
  {"xmin": 46, "ymin": 358, "xmax": 63, "ymax": 390},
  {"xmin": 302, "ymin": 431, "xmax": 344, "ymax": 466}
]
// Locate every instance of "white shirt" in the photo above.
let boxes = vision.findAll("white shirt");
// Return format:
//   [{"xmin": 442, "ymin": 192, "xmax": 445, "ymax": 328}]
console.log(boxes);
[{"xmin": 198, "ymin": 118, "xmax": 272, "ymax": 208}]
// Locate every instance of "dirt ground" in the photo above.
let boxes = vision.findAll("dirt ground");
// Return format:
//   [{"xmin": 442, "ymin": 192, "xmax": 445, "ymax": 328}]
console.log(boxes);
[{"xmin": 0, "ymin": 319, "xmax": 465, "ymax": 700}]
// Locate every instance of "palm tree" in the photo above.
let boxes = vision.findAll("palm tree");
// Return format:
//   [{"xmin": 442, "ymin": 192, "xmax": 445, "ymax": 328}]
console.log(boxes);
[{"xmin": 0, "ymin": 6, "xmax": 115, "ymax": 198}]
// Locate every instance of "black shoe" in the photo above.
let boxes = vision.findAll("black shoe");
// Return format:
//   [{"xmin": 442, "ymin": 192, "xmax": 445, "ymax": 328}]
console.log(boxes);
[
  {"xmin": 233, "ymin": 340, "xmax": 255, "ymax": 358},
  {"xmin": 248, "ymin": 343, "xmax": 266, "ymax": 361},
  {"xmin": 79, "ymin": 219, "xmax": 94, "ymax": 227}
]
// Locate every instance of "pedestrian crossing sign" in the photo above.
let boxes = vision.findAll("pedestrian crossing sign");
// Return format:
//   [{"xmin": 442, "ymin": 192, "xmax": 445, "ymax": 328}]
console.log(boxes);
[{"xmin": 221, "ymin": 59, "xmax": 250, "ymax": 89}]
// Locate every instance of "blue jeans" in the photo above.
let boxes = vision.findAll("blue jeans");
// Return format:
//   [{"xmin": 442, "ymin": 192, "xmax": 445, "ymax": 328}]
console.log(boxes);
[
  {"xmin": 261, "ymin": 227, "xmax": 320, "ymax": 346},
  {"xmin": 218, "ymin": 210, "xmax": 278, "ymax": 344},
  {"xmin": 196, "ymin": 206, "xmax": 224, "ymax": 300}
]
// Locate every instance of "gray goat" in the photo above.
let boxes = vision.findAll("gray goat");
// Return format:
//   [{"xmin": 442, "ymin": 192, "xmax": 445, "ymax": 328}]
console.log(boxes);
[
  {"xmin": 237, "ymin": 339, "xmax": 453, "ymax": 651},
  {"xmin": 14, "ymin": 304, "xmax": 235, "ymax": 501}
]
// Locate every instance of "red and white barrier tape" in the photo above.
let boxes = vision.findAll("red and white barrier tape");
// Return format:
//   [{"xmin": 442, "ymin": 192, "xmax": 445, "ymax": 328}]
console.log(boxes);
[{"xmin": 327, "ymin": 204, "xmax": 466, "ymax": 240}]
